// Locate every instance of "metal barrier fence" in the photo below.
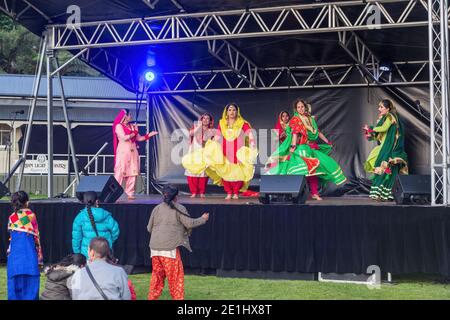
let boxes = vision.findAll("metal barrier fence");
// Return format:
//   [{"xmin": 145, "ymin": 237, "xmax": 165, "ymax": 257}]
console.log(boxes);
[{"xmin": 21, "ymin": 153, "xmax": 146, "ymax": 175}]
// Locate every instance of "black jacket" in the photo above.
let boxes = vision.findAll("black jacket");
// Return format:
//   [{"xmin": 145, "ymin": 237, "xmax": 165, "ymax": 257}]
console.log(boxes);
[{"xmin": 40, "ymin": 265, "xmax": 80, "ymax": 300}]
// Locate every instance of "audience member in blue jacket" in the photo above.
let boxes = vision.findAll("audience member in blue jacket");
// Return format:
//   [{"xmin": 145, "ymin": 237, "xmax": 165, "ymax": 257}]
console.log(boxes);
[{"xmin": 72, "ymin": 191, "xmax": 120, "ymax": 258}]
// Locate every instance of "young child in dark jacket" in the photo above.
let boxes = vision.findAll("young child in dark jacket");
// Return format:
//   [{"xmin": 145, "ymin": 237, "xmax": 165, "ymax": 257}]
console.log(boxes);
[{"xmin": 40, "ymin": 253, "xmax": 86, "ymax": 300}]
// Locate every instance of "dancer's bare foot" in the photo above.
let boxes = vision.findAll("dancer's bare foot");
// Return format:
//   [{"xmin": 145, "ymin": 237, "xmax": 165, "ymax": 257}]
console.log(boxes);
[
  {"xmin": 190, "ymin": 194, "xmax": 197, "ymax": 198},
  {"xmin": 199, "ymin": 194, "xmax": 206, "ymax": 198},
  {"xmin": 225, "ymin": 194, "xmax": 232, "ymax": 200},
  {"xmin": 311, "ymin": 194, "xmax": 323, "ymax": 201},
  {"xmin": 232, "ymin": 194, "xmax": 239, "ymax": 199},
  {"xmin": 128, "ymin": 196, "xmax": 136, "ymax": 200}
]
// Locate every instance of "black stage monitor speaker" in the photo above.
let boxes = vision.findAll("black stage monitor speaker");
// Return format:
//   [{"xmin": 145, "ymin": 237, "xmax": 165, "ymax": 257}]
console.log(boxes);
[
  {"xmin": 76, "ymin": 176, "xmax": 123, "ymax": 203},
  {"xmin": 393, "ymin": 175, "xmax": 431, "ymax": 205},
  {"xmin": 259, "ymin": 175, "xmax": 308, "ymax": 204}
]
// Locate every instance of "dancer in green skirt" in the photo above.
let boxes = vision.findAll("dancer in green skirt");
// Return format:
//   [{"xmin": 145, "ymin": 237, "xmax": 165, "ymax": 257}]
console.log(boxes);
[
  {"xmin": 363, "ymin": 99, "xmax": 408, "ymax": 201},
  {"xmin": 266, "ymin": 99, "xmax": 347, "ymax": 200}
]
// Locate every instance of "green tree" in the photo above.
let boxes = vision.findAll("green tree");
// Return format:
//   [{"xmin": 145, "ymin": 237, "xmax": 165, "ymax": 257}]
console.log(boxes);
[
  {"xmin": 0, "ymin": 14, "xmax": 40, "ymax": 74},
  {"xmin": 56, "ymin": 51, "xmax": 101, "ymax": 77},
  {"xmin": 0, "ymin": 13, "xmax": 100, "ymax": 76}
]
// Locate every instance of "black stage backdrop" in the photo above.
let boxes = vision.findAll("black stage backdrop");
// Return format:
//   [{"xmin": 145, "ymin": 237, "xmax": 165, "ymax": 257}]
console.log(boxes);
[
  {"xmin": 1, "ymin": 202, "xmax": 449, "ymax": 276},
  {"xmin": 19, "ymin": 88, "xmax": 430, "ymax": 196},
  {"xmin": 150, "ymin": 86, "xmax": 430, "ymax": 195},
  {"xmin": 16, "ymin": 87, "xmax": 429, "ymax": 195}
]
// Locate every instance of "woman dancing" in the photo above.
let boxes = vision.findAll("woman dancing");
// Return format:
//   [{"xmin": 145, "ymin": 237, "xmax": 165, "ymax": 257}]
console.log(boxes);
[
  {"xmin": 266, "ymin": 99, "xmax": 346, "ymax": 200},
  {"xmin": 113, "ymin": 109, "xmax": 158, "ymax": 200},
  {"xmin": 183, "ymin": 103, "xmax": 258, "ymax": 200},
  {"xmin": 363, "ymin": 99, "xmax": 408, "ymax": 201},
  {"xmin": 183, "ymin": 113, "xmax": 215, "ymax": 198},
  {"xmin": 274, "ymin": 110, "xmax": 290, "ymax": 143}
]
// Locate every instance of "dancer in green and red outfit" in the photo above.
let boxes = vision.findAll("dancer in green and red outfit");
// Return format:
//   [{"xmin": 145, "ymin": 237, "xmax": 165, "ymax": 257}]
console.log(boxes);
[
  {"xmin": 266, "ymin": 99, "xmax": 346, "ymax": 200},
  {"xmin": 363, "ymin": 99, "xmax": 408, "ymax": 201},
  {"xmin": 296, "ymin": 100, "xmax": 339, "ymax": 200},
  {"xmin": 274, "ymin": 110, "xmax": 291, "ymax": 144}
]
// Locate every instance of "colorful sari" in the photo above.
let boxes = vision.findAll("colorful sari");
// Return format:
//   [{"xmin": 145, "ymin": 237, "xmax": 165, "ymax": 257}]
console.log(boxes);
[
  {"xmin": 266, "ymin": 112, "xmax": 346, "ymax": 186},
  {"xmin": 182, "ymin": 106, "xmax": 258, "ymax": 192},
  {"xmin": 364, "ymin": 112, "xmax": 408, "ymax": 200}
]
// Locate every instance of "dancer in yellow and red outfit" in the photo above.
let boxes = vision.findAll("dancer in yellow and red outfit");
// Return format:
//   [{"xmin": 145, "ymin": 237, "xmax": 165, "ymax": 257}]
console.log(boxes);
[
  {"xmin": 184, "ymin": 103, "xmax": 258, "ymax": 199},
  {"xmin": 183, "ymin": 113, "xmax": 215, "ymax": 198}
]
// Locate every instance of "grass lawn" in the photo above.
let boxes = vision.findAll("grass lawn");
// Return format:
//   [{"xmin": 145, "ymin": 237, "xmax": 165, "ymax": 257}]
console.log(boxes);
[
  {"xmin": 0, "ymin": 266, "xmax": 449, "ymax": 300},
  {"xmin": 1, "ymin": 194, "xmax": 48, "ymax": 201}
]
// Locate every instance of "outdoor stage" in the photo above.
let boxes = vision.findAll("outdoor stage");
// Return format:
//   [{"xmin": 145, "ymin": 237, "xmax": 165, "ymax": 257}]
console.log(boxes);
[{"xmin": 1, "ymin": 195, "xmax": 450, "ymax": 278}]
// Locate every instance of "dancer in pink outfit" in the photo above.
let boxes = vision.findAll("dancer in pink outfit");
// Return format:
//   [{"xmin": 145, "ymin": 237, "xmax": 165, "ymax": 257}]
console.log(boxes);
[{"xmin": 113, "ymin": 109, "xmax": 158, "ymax": 200}]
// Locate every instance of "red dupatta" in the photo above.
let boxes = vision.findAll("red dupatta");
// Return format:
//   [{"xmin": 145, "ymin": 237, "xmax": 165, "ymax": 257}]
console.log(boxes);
[{"xmin": 274, "ymin": 110, "xmax": 290, "ymax": 142}]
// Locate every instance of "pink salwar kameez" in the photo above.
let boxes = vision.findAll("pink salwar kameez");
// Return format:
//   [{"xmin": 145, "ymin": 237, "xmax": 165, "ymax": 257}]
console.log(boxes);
[{"xmin": 113, "ymin": 109, "xmax": 153, "ymax": 199}]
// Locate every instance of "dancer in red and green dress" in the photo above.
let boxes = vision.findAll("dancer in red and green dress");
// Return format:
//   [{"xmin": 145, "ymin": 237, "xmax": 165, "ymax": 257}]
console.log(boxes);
[
  {"xmin": 363, "ymin": 99, "xmax": 408, "ymax": 201},
  {"xmin": 266, "ymin": 99, "xmax": 346, "ymax": 200}
]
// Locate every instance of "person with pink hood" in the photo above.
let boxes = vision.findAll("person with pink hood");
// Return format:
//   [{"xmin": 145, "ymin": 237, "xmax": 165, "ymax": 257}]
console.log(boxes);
[{"xmin": 113, "ymin": 109, "xmax": 158, "ymax": 200}]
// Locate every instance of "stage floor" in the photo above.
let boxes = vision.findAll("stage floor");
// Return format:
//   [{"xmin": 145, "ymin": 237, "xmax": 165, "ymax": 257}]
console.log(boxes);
[{"xmin": 7, "ymin": 194, "xmax": 399, "ymax": 206}]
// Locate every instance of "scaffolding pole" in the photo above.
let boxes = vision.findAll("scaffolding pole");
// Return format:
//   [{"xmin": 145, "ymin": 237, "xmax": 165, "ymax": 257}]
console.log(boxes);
[
  {"xmin": 46, "ymin": 46, "xmax": 54, "ymax": 198},
  {"xmin": 54, "ymin": 58, "xmax": 80, "ymax": 185},
  {"xmin": 16, "ymin": 34, "xmax": 46, "ymax": 191}
]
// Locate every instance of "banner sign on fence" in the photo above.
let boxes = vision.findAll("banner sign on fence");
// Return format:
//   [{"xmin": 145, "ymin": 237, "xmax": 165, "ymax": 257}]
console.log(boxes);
[{"xmin": 23, "ymin": 155, "xmax": 69, "ymax": 174}]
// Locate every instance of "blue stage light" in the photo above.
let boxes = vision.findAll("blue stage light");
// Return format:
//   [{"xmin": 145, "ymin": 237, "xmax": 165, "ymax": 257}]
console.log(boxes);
[{"xmin": 145, "ymin": 70, "xmax": 156, "ymax": 82}]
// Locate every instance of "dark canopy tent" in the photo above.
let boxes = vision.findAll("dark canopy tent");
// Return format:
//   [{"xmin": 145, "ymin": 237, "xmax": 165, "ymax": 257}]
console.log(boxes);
[{"xmin": 0, "ymin": 0, "xmax": 432, "ymax": 194}]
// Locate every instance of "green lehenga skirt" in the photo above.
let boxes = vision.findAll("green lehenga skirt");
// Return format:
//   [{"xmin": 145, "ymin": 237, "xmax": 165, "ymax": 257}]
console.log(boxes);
[
  {"xmin": 364, "ymin": 112, "xmax": 408, "ymax": 201},
  {"xmin": 266, "ymin": 143, "xmax": 347, "ymax": 186}
]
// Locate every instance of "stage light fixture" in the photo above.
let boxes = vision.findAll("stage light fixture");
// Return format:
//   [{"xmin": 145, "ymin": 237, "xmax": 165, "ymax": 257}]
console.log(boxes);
[
  {"xmin": 145, "ymin": 70, "xmax": 156, "ymax": 82},
  {"xmin": 379, "ymin": 61, "xmax": 393, "ymax": 72}
]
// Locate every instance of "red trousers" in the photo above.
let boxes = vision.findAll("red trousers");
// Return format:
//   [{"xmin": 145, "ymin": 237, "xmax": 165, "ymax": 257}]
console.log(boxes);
[
  {"xmin": 222, "ymin": 180, "xmax": 243, "ymax": 195},
  {"xmin": 186, "ymin": 176, "xmax": 208, "ymax": 195},
  {"xmin": 307, "ymin": 175, "xmax": 319, "ymax": 196},
  {"xmin": 148, "ymin": 249, "xmax": 184, "ymax": 300}
]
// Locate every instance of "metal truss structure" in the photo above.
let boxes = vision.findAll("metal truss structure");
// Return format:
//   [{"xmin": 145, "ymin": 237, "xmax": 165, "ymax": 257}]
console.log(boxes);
[
  {"xmin": 154, "ymin": 60, "xmax": 430, "ymax": 93},
  {"xmin": 428, "ymin": 0, "xmax": 450, "ymax": 205},
  {"xmin": 49, "ymin": 0, "xmax": 431, "ymax": 50},
  {"xmin": 40, "ymin": 0, "xmax": 437, "ymax": 94},
  {"xmin": 0, "ymin": 0, "xmax": 448, "ymax": 203},
  {"xmin": 79, "ymin": 48, "xmax": 137, "ymax": 92},
  {"xmin": 0, "ymin": 0, "xmax": 51, "ymax": 22}
]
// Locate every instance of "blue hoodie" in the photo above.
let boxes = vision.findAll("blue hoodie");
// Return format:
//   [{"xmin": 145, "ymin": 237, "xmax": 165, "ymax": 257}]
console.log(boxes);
[{"xmin": 72, "ymin": 207, "xmax": 120, "ymax": 258}]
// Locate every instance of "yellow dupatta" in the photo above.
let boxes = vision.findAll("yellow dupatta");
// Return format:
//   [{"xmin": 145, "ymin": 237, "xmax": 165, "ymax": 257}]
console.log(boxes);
[{"xmin": 219, "ymin": 105, "xmax": 250, "ymax": 141}]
